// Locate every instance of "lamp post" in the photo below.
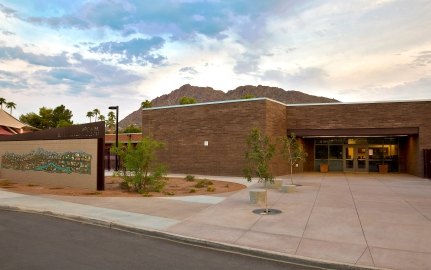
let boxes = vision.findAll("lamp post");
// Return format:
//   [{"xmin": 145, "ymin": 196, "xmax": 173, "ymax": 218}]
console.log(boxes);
[{"xmin": 109, "ymin": 106, "xmax": 119, "ymax": 171}]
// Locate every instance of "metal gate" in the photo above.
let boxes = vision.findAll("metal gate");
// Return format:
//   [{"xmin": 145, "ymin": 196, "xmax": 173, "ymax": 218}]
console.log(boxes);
[{"xmin": 425, "ymin": 149, "xmax": 431, "ymax": 179}]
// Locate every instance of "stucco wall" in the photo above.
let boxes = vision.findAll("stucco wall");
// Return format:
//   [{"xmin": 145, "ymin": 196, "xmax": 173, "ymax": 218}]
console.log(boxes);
[
  {"xmin": 286, "ymin": 101, "xmax": 431, "ymax": 177},
  {"xmin": 0, "ymin": 139, "xmax": 98, "ymax": 189}
]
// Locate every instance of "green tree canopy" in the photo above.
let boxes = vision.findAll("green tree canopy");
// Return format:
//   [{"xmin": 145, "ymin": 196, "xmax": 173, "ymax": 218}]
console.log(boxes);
[
  {"xmin": 86, "ymin": 111, "xmax": 94, "ymax": 122},
  {"xmin": 6, "ymin": 101, "xmax": 16, "ymax": 114},
  {"xmin": 141, "ymin": 100, "xmax": 152, "ymax": 108},
  {"xmin": 243, "ymin": 128, "xmax": 275, "ymax": 184},
  {"xmin": 179, "ymin": 96, "xmax": 197, "ymax": 105},
  {"xmin": 241, "ymin": 94, "xmax": 256, "ymax": 99},
  {"xmin": 20, "ymin": 105, "xmax": 73, "ymax": 129},
  {"xmin": 111, "ymin": 137, "xmax": 167, "ymax": 194},
  {"xmin": 121, "ymin": 124, "xmax": 141, "ymax": 133},
  {"xmin": 0, "ymin": 97, "xmax": 6, "ymax": 109}
]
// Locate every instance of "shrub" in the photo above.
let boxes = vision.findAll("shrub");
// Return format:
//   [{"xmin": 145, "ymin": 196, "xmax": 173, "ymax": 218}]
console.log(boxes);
[
  {"xmin": 163, "ymin": 191, "xmax": 175, "ymax": 196},
  {"xmin": 111, "ymin": 137, "xmax": 168, "ymax": 194},
  {"xmin": 195, "ymin": 179, "xmax": 213, "ymax": 188},
  {"xmin": 189, "ymin": 188, "xmax": 196, "ymax": 193},
  {"xmin": 185, "ymin": 175, "xmax": 195, "ymax": 182},
  {"xmin": 207, "ymin": 186, "xmax": 216, "ymax": 192}
]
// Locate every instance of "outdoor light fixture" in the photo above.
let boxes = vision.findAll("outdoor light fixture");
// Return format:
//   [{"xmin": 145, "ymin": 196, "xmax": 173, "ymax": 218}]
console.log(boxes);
[{"xmin": 109, "ymin": 106, "xmax": 119, "ymax": 171}]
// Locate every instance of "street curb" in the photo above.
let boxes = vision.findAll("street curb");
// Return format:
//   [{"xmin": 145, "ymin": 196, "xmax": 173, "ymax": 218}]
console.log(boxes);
[{"xmin": 0, "ymin": 206, "xmax": 388, "ymax": 270}]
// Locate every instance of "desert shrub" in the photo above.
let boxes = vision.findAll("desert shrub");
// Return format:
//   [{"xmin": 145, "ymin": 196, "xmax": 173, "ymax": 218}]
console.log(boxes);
[
  {"xmin": 185, "ymin": 175, "xmax": 195, "ymax": 182},
  {"xmin": 163, "ymin": 191, "xmax": 175, "ymax": 196},
  {"xmin": 195, "ymin": 179, "xmax": 213, "ymax": 188},
  {"xmin": 207, "ymin": 186, "xmax": 216, "ymax": 192},
  {"xmin": 111, "ymin": 137, "xmax": 167, "ymax": 194},
  {"xmin": 189, "ymin": 188, "xmax": 196, "ymax": 193}
]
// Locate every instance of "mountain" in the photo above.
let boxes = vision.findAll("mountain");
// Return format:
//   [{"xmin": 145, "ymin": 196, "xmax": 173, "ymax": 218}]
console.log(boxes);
[{"xmin": 119, "ymin": 84, "xmax": 339, "ymax": 128}]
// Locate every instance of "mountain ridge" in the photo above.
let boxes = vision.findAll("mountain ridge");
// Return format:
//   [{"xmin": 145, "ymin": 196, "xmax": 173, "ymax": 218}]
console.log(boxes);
[{"xmin": 119, "ymin": 84, "xmax": 339, "ymax": 128}]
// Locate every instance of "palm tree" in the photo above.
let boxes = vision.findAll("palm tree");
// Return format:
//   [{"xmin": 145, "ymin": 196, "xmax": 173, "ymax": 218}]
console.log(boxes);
[
  {"xmin": 106, "ymin": 111, "xmax": 116, "ymax": 132},
  {"xmin": 6, "ymin": 101, "xmax": 16, "ymax": 115},
  {"xmin": 98, "ymin": 115, "xmax": 105, "ymax": 122},
  {"xmin": 0, "ymin": 97, "xmax": 6, "ymax": 109},
  {"xmin": 86, "ymin": 111, "xmax": 94, "ymax": 122},
  {"xmin": 92, "ymin": 108, "xmax": 100, "ymax": 121}
]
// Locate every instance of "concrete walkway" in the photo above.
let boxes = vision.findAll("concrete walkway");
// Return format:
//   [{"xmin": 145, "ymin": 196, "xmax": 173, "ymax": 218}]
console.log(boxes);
[{"xmin": 1, "ymin": 173, "xmax": 430, "ymax": 270}]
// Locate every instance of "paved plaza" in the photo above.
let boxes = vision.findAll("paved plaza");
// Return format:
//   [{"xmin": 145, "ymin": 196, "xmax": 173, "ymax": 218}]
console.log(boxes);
[{"xmin": 1, "ymin": 173, "xmax": 430, "ymax": 270}]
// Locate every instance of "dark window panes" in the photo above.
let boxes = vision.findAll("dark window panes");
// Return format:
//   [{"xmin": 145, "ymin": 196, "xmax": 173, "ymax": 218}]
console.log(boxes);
[
  {"xmin": 328, "ymin": 138, "xmax": 347, "ymax": 144},
  {"xmin": 329, "ymin": 145, "xmax": 343, "ymax": 159},
  {"xmin": 315, "ymin": 145, "xmax": 328, "ymax": 159}
]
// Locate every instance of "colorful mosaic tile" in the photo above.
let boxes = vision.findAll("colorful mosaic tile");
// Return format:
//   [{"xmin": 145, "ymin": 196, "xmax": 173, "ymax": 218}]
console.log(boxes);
[{"xmin": 1, "ymin": 148, "xmax": 91, "ymax": 174}]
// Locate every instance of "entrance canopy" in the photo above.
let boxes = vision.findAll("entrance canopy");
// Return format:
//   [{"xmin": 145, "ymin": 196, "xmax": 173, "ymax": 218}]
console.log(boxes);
[{"xmin": 288, "ymin": 127, "xmax": 419, "ymax": 137}]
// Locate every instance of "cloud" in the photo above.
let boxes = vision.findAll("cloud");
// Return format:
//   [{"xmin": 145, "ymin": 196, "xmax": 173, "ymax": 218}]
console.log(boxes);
[
  {"xmin": 0, "ymin": 46, "xmax": 69, "ymax": 67},
  {"xmin": 338, "ymin": 76, "xmax": 431, "ymax": 102},
  {"xmin": 0, "ymin": 79, "xmax": 28, "ymax": 90},
  {"xmin": 27, "ymin": 15, "xmax": 89, "ymax": 29},
  {"xmin": 262, "ymin": 67, "xmax": 329, "ymax": 87},
  {"xmin": 234, "ymin": 53, "xmax": 260, "ymax": 74},
  {"xmin": 0, "ymin": 70, "xmax": 28, "ymax": 90},
  {"xmin": 0, "ymin": 3, "xmax": 17, "ymax": 17},
  {"xmin": 90, "ymin": 37, "xmax": 166, "ymax": 65},
  {"xmin": 39, "ymin": 68, "xmax": 94, "ymax": 85},
  {"xmin": 10, "ymin": 0, "xmax": 283, "ymax": 41},
  {"xmin": 1, "ymin": 30, "xmax": 15, "ymax": 36},
  {"xmin": 412, "ymin": 51, "xmax": 431, "ymax": 67},
  {"xmin": 179, "ymin": 66, "xmax": 198, "ymax": 75},
  {"xmin": 73, "ymin": 54, "xmax": 143, "ymax": 88}
]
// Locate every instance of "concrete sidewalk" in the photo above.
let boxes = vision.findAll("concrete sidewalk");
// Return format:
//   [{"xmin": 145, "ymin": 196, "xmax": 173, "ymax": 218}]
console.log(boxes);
[{"xmin": 1, "ymin": 173, "xmax": 431, "ymax": 270}]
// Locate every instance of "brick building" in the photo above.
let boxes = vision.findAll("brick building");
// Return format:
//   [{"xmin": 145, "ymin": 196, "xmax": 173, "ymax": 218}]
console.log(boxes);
[{"xmin": 142, "ymin": 98, "xmax": 431, "ymax": 178}]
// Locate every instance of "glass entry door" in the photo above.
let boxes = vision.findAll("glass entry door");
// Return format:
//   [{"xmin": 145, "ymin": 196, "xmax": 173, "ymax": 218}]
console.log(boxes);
[{"xmin": 344, "ymin": 145, "xmax": 369, "ymax": 172}]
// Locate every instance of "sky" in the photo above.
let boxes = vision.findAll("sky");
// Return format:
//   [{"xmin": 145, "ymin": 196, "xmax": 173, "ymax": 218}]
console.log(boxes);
[{"xmin": 0, "ymin": 0, "xmax": 430, "ymax": 124}]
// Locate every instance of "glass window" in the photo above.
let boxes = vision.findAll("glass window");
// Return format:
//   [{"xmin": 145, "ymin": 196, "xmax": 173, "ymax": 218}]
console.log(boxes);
[
  {"xmin": 329, "ymin": 145, "xmax": 343, "ymax": 159},
  {"xmin": 315, "ymin": 139, "xmax": 328, "ymax": 144},
  {"xmin": 315, "ymin": 145, "xmax": 328, "ymax": 159}
]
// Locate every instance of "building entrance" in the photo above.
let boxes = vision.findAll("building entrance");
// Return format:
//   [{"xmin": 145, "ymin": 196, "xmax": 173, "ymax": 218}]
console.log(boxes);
[
  {"xmin": 344, "ymin": 145, "xmax": 368, "ymax": 172},
  {"xmin": 313, "ymin": 137, "xmax": 400, "ymax": 173}
]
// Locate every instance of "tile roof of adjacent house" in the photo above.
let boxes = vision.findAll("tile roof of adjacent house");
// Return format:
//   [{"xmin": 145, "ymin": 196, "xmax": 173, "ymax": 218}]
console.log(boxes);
[{"xmin": 0, "ymin": 108, "xmax": 38, "ymax": 133}]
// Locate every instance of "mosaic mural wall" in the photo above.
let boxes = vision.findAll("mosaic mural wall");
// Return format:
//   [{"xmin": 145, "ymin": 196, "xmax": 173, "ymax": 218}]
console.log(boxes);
[{"xmin": 1, "ymin": 148, "xmax": 91, "ymax": 175}]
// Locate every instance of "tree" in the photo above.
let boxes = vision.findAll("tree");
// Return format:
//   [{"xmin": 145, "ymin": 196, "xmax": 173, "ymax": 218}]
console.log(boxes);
[
  {"xmin": 280, "ymin": 133, "xmax": 307, "ymax": 185},
  {"xmin": 52, "ymin": 105, "xmax": 73, "ymax": 127},
  {"xmin": 111, "ymin": 137, "xmax": 167, "ymax": 194},
  {"xmin": 98, "ymin": 115, "xmax": 106, "ymax": 122},
  {"xmin": 19, "ymin": 105, "xmax": 73, "ymax": 129},
  {"xmin": 92, "ymin": 108, "xmax": 100, "ymax": 121},
  {"xmin": 179, "ymin": 96, "xmax": 197, "ymax": 105},
  {"xmin": 106, "ymin": 111, "xmax": 116, "ymax": 133},
  {"xmin": 243, "ymin": 128, "xmax": 276, "ymax": 213},
  {"xmin": 0, "ymin": 97, "xmax": 6, "ymax": 109},
  {"xmin": 5, "ymin": 101, "xmax": 16, "ymax": 115},
  {"xmin": 86, "ymin": 111, "xmax": 94, "ymax": 122},
  {"xmin": 121, "ymin": 124, "xmax": 141, "ymax": 133},
  {"xmin": 241, "ymin": 94, "xmax": 256, "ymax": 99},
  {"xmin": 141, "ymin": 100, "xmax": 152, "ymax": 108}
]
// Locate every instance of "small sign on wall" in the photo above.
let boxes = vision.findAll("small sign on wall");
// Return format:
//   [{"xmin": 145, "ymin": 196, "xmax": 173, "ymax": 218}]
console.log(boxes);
[{"xmin": 204, "ymin": 141, "xmax": 209, "ymax": 146}]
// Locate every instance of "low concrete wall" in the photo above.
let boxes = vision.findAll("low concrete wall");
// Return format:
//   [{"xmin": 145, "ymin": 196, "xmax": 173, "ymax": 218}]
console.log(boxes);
[{"xmin": 0, "ymin": 139, "xmax": 98, "ymax": 190}]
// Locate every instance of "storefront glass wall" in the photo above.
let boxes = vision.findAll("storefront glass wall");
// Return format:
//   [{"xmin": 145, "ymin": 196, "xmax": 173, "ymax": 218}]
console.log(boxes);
[{"xmin": 314, "ymin": 137, "xmax": 399, "ymax": 172}]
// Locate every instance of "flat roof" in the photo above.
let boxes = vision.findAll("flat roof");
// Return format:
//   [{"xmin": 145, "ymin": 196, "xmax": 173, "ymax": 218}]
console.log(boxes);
[{"xmin": 142, "ymin": 97, "xmax": 431, "ymax": 111}]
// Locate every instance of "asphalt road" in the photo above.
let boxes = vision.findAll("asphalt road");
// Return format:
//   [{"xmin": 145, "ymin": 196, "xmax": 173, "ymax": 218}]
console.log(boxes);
[{"xmin": 0, "ymin": 210, "xmax": 320, "ymax": 270}]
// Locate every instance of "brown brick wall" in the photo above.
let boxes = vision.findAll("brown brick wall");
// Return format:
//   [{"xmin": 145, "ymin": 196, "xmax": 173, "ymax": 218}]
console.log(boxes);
[
  {"xmin": 142, "ymin": 100, "xmax": 270, "ymax": 176},
  {"xmin": 264, "ymin": 100, "xmax": 289, "ymax": 175},
  {"xmin": 286, "ymin": 101, "xmax": 431, "ymax": 177}
]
